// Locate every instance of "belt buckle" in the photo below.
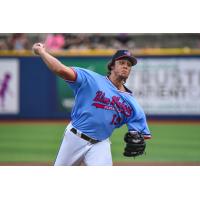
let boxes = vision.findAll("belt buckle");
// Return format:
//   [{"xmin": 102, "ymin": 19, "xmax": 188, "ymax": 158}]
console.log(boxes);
[
  {"xmin": 88, "ymin": 138, "xmax": 93, "ymax": 144},
  {"xmin": 76, "ymin": 131, "xmax": 82, "ymax": 138}
]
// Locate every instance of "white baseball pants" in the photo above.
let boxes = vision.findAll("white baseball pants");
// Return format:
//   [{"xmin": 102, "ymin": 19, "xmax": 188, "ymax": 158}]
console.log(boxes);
[{"xmin": 54, "ymin": 123, "xmax": 113, "ymax": 166}]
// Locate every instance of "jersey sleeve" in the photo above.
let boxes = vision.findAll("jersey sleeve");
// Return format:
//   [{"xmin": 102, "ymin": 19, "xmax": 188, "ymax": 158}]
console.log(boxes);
[
  {"xmin": 127, "ymin": 109, "xmax": 152, "ymax": 139},
  {"xmin": 64, "ymin": 67, "xmax": 88, "ymax": 93}
]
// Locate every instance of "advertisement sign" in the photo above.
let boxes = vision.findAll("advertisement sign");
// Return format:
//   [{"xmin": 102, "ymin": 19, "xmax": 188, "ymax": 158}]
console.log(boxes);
[
  {"xmin": 0, "ymin": 59, "xmax": 19, "ymax": 114},
  {"xmin": 126, "ymin": 57, "xmax": 200, "ymax": 115}
]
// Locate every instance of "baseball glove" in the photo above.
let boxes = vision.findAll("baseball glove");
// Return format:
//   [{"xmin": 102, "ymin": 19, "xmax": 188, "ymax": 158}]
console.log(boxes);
[{"xmin": 123, "ymin": 131, "xmax": 146, "ymax": 157}]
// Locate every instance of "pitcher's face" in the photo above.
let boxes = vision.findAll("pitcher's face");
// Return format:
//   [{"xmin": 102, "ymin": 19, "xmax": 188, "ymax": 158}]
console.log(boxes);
[{"xmin": 112, "ymin": 59, "xmax": 132, "ymax": 80}]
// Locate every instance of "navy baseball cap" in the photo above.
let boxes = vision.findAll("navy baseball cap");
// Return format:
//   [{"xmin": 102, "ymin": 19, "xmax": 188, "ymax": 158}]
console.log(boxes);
[{"xmin": 108, "ymin": 50, "xmax": 137, "ymax": 69}]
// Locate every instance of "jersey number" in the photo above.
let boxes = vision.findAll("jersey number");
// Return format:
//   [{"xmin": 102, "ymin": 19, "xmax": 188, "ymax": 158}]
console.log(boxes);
[{"xmin": 111, "ymin": 114, "xmax": 122, "ymax": 126}]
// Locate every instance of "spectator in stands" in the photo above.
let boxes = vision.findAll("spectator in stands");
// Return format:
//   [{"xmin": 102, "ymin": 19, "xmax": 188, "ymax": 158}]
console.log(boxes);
[
  {"xmin": 116, "ymin": 33, "xmax": 129, "ymax": 44},
  {"xmin": 7, "ymin": 33, "xmax": 30, "ymax": 50},
  {"xmin": 45, "ymin": 33, "xmax": 65, "ymax": 50},
  {"xmin": 63, "ymin": 33, "xmax": 91, "ymax": 49},
  {"xmin": 0, "ymin": 39, "xmax": 8, "ymax": 50},
  {"xmin": 1, "ymin": 33, "xmax": 200, "ymax": 51}
]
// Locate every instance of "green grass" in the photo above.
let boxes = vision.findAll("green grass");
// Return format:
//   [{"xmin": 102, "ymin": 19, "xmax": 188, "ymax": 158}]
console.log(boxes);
[
  {"xmin": 0, "ymin": 123, "xmax": 65, "ymax": 162},
  {"xmin": 0, "ymin": 122, "xmax": 200, "ymax": 163}
]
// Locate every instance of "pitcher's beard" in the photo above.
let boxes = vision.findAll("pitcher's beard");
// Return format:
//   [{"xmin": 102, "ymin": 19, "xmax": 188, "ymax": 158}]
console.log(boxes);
[{"xmin": 118, "ymin": 74, "xmax": 128, "ymax": 84}]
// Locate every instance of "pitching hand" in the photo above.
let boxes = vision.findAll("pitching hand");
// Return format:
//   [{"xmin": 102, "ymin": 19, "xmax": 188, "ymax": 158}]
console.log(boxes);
[{"xmin": 32, "ymin": 43, "xmax": 45, "ymax": 55}]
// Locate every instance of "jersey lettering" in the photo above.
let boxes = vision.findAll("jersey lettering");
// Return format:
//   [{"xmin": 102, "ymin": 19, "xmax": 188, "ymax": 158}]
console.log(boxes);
[
  {"xmin": 110, "ymin": 114, "xmax": 122, "ymax": 126},
  {"xmin": 92, "ymin": 90, "xmax": 132, "ymax": 117}
]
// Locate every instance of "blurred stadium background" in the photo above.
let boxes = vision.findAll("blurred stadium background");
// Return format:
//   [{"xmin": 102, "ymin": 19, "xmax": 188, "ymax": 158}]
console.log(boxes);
[{"xmin": 0, "ymin": 33, "xmax": 200, "ymax": 165}]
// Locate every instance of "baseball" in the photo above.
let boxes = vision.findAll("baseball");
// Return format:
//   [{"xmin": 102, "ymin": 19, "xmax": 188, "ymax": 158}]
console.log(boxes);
[
  {"xmin": 38, "ymin": 43, "xmax": 43, "ymax": 47},
  {"xmin": 32, "ymin": 43, "xmax": 44, "ymax": 55}
]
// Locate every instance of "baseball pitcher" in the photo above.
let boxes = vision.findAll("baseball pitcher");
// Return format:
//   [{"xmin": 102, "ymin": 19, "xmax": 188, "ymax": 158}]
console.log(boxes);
[{"xmin": 32, "ymin": 43, "xmax": 152, "ymax": 166}]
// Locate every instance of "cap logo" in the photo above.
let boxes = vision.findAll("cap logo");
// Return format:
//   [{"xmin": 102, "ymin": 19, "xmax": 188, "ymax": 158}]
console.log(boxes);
[{"xmin": 124, "ymin": 51, "xmax": 131, "ymax": 56}]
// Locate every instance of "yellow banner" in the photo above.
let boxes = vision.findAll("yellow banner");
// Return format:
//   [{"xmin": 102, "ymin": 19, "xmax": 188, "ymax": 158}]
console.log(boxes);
[{"xmin": 1, "ymin": 48, "xmax": 200, "ymax": 56}]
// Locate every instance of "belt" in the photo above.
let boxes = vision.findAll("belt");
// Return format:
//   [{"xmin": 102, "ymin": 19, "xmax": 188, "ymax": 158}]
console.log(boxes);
[{"xmin": 70, "ymin": 128, "xmax": 100, "ymax": 144}]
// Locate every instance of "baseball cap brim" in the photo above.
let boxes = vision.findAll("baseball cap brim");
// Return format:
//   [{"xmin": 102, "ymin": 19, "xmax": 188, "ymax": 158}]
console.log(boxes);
[
  {"xmin": 108, "ymin": 55, "xmax": 137, "ymax": 68},
  {"xmin": 115, "ymin": 55, "xmax": 137, "ymax": 66}
]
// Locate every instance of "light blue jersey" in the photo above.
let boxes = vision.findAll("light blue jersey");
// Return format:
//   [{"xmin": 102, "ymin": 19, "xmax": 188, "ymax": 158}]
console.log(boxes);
[{"xmin": 65, "ymin": 67, "xmax": 151, "ymax": 141}]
